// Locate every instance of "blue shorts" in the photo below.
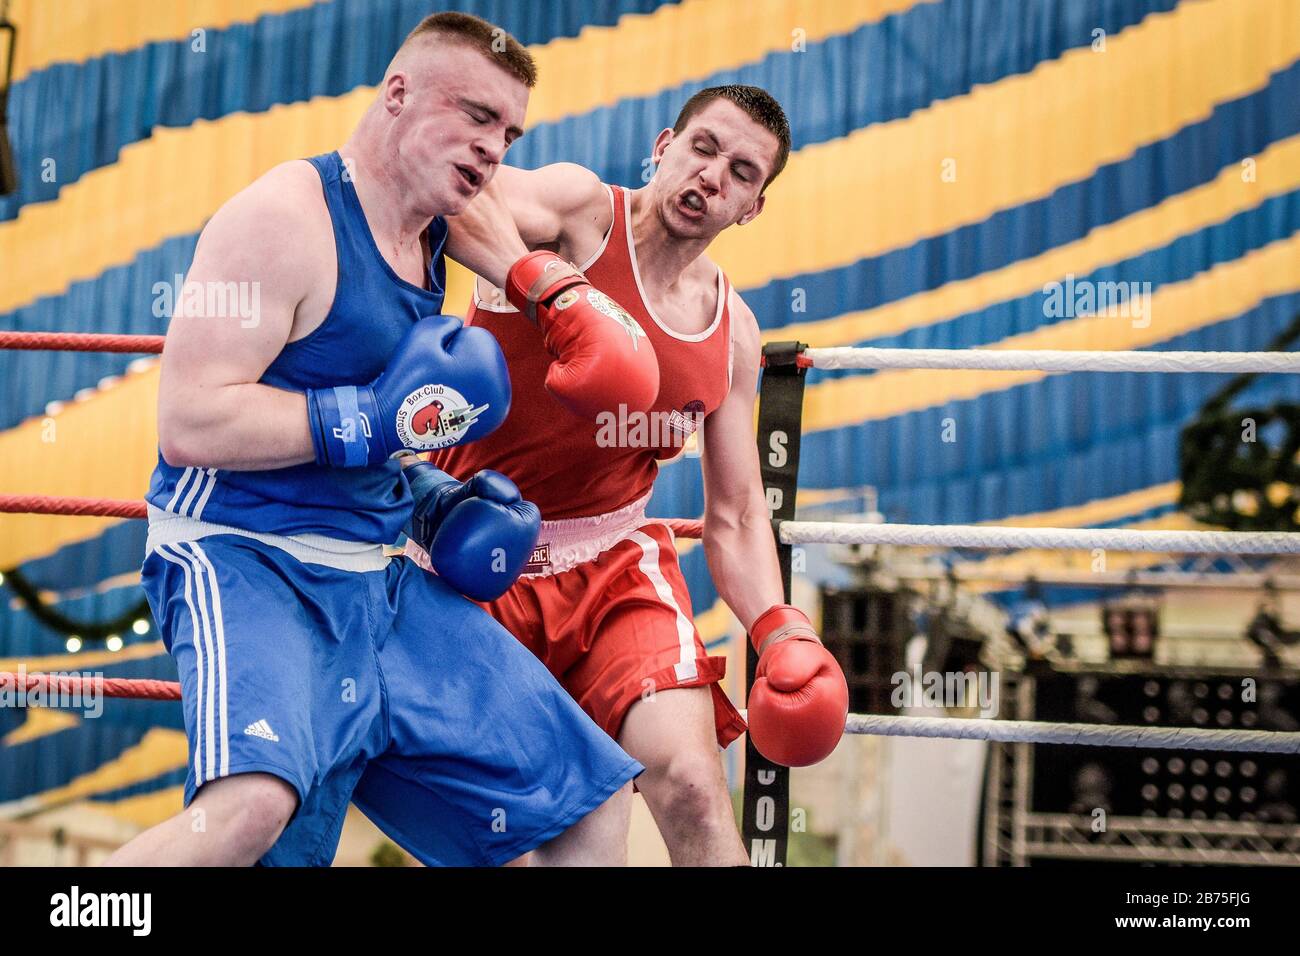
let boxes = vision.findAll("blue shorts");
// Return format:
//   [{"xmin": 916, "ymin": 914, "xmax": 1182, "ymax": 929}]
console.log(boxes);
[{"xmin": 141, "ymin": 532, "xmax": 642, "ymax": 866}]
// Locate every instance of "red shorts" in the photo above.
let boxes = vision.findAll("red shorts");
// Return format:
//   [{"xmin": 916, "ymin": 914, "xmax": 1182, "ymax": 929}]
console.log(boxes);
[{"xmin": 480, "ymin": 521, "xmax": 746, "ymax": 749}]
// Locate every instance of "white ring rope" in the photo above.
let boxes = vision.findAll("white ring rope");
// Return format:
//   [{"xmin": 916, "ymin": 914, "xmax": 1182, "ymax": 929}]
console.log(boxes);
[
  {"xmin": 780, "ymin": 521, "xmax": 1300, "ymax": 555},
  {"xmin": 845, "ymin": 714, "xmax": 1300, "ymax": 754},
  {"xmin": 806, "ymin": 347, "xmax": 1300, "ymax": 375}
]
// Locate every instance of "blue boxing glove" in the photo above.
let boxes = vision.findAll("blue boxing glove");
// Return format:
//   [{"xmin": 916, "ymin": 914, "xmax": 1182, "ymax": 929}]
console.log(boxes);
[
  {"xmin": 306, "ymin": 315, "xmax": 510, "ymax": 468},
  {"xmin": 405, "ymin": 460, "xmax": 541, "ymax": 602}
]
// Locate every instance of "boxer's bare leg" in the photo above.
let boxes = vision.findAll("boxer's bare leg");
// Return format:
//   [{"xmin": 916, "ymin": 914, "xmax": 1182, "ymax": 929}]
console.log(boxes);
[
  {"xmin": 104, "ymin": 773, "xmax": 297, "ymax": 866},
  {"xmin": 619, "ymin": 687, "xmax": 747, "ymax": 866},
  {"xmin": 524, "ymin": 781, "xmax": 633, "ymax": 865}
]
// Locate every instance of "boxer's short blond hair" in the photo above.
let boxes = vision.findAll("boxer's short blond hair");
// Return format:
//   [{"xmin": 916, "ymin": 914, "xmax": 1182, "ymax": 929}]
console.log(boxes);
[{"xmin": 399, "ymin": 11, "xmax": 536, "ymax": 88}]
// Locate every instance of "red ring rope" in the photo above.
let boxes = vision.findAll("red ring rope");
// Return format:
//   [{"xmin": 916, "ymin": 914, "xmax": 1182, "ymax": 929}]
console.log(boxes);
[
  {"xmin": 0, "ymin": 498, "xmax": 705, "ymax": 702},
  {"xmin": 665, "ymin": 518, "xmax": 703, "ymax": 538},
  {"xmin": 0, "ymin": 671, "xmax": 181, "ymax": 701},
  {"xmin": 0, "ymin": 494, "xmax": 148, "ymax": 518},
  {"xmin": 0, "ymin": 495, "xmax": 708, "ymax": 536},
  {"xmin": 0, "ymin": 331, "xmax": 165, "ymax": 353}
]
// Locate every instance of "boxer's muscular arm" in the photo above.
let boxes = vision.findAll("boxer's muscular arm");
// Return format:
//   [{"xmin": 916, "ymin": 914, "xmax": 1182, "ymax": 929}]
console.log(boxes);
[
  {"xmin": 700, "ymin": 291, "xmax": 786, "ymax": 631},
  {"xmin": 445, "ymin": 163, "xmax": 609, "ymax": 288},
  {"xmin": 157, "ymin": 162, "xmax": 327, "ymax": 471}
]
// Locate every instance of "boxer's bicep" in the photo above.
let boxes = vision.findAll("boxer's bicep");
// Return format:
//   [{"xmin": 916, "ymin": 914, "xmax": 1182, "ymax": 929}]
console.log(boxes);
[
  {"xmin": 156, "ymin": 169, "xmax": 325, "ymax": 468},
  {"xmin": 448, "ymin": 163, "xmax": 607, "ymax": 286},
  {"xmin": 161, "ymin": 171, "xmax": 313, "ymax": 396},
  {"xmin": 494, "ymin": 163, "xmax": 607, "ymax": 248},
  {"xmin": 485, "ymin": 165, "xmax": 560, "ymax": 245}
]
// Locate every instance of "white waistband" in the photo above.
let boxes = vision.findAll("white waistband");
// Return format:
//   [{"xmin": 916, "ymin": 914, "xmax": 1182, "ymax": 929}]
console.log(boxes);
[
  {"xmin": 525, "ymin": 492, "xmax": 657, "ymax": 575},
  {"xmin": 146, "ymin": 504, "xmax": 391, "ymax": 572},
  {"xmin": 401, "ymin": 492, "xmax": 660, "ymax": 578}
]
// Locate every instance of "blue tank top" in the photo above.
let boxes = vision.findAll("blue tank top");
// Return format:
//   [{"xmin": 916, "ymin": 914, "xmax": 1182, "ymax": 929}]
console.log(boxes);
[{"xmin": 145, "ymin": 151, "xmax": 450, "ymax": 542}]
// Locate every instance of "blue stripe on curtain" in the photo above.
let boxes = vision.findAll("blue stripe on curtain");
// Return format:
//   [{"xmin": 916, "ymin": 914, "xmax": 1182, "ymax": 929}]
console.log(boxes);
[
  {"xmin": 742, "ymin": 56, "xmax": 1300, "ymax": 338},
  {"xmin": 4, "ymin": 61, "xmax": 1295, "ymax": 434},
  {"xmin": 0, "ymin": 0, "xmax": 681, "ymax": 222},
  {"xmin": 666, "ymin": 290, "xmax": 1300, "ymax": 609},
  {"xmin": 509, "ymin": 0, "xmax": 1179, "ymax": 183}
]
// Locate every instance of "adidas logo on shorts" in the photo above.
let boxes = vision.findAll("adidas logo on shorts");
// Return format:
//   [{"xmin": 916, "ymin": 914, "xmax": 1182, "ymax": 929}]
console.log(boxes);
[{"xmin": 243, "ymin": 719, "xmax": 280, "ymax": 743}]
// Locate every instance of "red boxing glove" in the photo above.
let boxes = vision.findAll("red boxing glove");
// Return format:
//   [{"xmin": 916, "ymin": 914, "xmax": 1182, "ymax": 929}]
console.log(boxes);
[
  {"xmin": 746, "ymin": 604, "xmax": 849, "ymax": 767},
  {"xmin": 505, "ymin": 250, "xmax": 659, "ymax": 418}
]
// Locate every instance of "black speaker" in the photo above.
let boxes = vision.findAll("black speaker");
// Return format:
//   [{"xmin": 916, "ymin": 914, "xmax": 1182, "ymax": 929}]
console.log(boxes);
[
  {"xmin": 1101, "ymin": 599, "xmax": 1160, "ymax": 660},
  {"xmin": 819, "ymin": 585, "xmax": 912, "ymax": 714},
  {"xmin": 1032, "ymin": 670, "xmax": 1299, "ymax": 823}
]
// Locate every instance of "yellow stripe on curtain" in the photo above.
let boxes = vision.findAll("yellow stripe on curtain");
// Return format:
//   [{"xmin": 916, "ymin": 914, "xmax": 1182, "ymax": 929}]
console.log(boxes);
[
  {"xmin": 0, "ymin": 641, "xmax": 166, "ymax": 674},
  {"xmin": 2, "ymin": 708, "xmax": 80, "ymax": 746},
  {"xmin": 4, "ymin": 0, "xmax": 1294, "ymax": 319},
  {"xmin": 527, "ymin": 0, "xmax": 926, "ymax": 126},
  {"xmin": 764, "ymin": 134, "xmax": 1300, "ymax": 349},
  {"xmin": 2, "ymin": 88, "xmax": 374, "ymax": 315},
  {"xmin": 695, "ymin": 596, "xmax": 739, "ymax": 646},
  {"xmin": 0, "ymin": 0, "xmax": 902, "ymax": 316},
  {"xmin": 957, "ymin": 510, "xmax": 1212, "ymax": 584},
  {"xmin": 7, "ymin": 0, "xmax": 316, "ymax": 82},
  {"xmin": 710, "ymin": 0, "xmax": 1300, "ymax": 290},
  {"xmin": 0, "ymin": 361, "xmax": 160, "ymax": 568},
  {"xmin": 989, "ymin": 482, "xmax": 1181, "ymax": 529},
  {"xmin": 91, "ymin": 786, "xmax": 186, "ymax": 829},
  {"xmin": 802, "ymin": 231, "xmax": 1300, "ymax": 433},
  {"xmin": 11, "ymin": 728, "xmax": 188, "ymax": 813},
  {"xmin": 444, "ymin": 261, "xmax": 478, "ymax": 320}
]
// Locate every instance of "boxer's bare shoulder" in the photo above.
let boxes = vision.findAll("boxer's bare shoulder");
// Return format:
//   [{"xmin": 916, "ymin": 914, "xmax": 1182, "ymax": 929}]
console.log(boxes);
[{"xmin": 193, "ymin": 160, "xmax": 338, "ymax": 342}]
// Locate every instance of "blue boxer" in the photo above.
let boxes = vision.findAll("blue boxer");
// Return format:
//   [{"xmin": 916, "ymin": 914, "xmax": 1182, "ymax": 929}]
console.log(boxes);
[{"xmin": 140, "ymin": 152, "xmax": 641, "ymax": 865}]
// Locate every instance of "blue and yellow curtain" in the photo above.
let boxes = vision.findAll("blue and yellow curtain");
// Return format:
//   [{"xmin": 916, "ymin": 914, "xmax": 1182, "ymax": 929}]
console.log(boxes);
[{"xmin": 1, "ymin": 0, "xmax": 1297, "ymax": 821}]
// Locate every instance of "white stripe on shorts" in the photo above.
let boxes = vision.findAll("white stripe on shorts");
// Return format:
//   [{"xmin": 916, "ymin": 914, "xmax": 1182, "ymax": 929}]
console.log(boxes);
[
  {"xmin": 186, "ymin": 541, "xmax": 230, "ymax": 777},
  {"xmin": 629, "ymin": 529, "xmax": 697, "ymax": 682},
  {"xmin": 190, "ymin": 469, "xmax": 219, "ymax": 521},
  {"xmin": 154, "ymin": 544, "xmax": 209, "ymax": 783},
  {"xmin": 180, "ymin": 543, "xmax": 220, "ymax": 781},
  {"xmin": 164, "ymin": 467, "xmax": 196, "ymax": 514},
  {"xmin": 156, "ymin": 542, "xmax": 230, "ymax": 783}
]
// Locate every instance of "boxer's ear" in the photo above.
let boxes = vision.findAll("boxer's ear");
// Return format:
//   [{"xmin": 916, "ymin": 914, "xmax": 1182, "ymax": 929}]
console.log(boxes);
[
  {"xmin": 736, "ymin": 193, "xmax": 766, "ymax": 227},
  {"xmin": 650, "ymin": 128, "xmax": 674, "ymax": 165},
  {"xmin": 384, "ymin": 71, "xmax": 410, "ymax": 116}
]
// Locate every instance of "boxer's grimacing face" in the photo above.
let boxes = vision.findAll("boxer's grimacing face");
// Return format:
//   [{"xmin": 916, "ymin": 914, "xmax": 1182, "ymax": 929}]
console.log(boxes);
[
  {"xmin": 386, "ymin": 42, "xmax": 527, "ymax": 217},
  {"xmin": 650, "ymin": 99, "xmax": 781, "ymax": 241}
]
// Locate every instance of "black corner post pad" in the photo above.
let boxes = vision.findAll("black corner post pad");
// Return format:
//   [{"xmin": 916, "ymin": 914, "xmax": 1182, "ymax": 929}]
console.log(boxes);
[
  {"xmin": 760, "ymin": 340, "xmax": 808, "ymax": 372},
  {"xmin": 744, "ymin": 340, "xmax": 810, "ymax": 867}
]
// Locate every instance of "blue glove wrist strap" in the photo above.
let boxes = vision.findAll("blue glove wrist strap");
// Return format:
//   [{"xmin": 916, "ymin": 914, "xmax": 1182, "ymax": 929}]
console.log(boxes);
[
  {"xmin": 406, "ymin": 461, "xmax": 463, "ymax": 545},
  {"xmin": 307, "ymin": 386, "xmax": 381, "ymax": 468}
]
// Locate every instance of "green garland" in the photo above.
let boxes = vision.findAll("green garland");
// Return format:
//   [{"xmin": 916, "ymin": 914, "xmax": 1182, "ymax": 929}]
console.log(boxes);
[
  {"xmin": 1179, "ymin": 312, "xmax": 1300, "ymax": 532},
  {"xmin": 1, "ymin": 567, "xmax": 151, "ymax": 641}
]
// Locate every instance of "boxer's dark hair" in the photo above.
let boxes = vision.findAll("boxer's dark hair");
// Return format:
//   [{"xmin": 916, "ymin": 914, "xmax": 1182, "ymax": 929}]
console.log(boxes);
[
  {"xmin": 672, "ymin": 85, "xmax": 791, "ymax": 190},
  {"xmin": 401, "ymin": 11, "xmax": 536, "ymax": 88}
]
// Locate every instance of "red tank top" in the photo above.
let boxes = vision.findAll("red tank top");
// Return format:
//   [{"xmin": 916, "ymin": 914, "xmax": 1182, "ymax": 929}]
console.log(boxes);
[{"xmin": 435, "ymin": 184, "xmax": 733, "ymax": 520}]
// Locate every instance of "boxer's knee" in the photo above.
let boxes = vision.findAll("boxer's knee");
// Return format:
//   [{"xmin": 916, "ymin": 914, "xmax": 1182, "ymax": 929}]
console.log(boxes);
[
  {"xmin": 641, "ymin": 748, "xmax": 730, "ymax": 828},
  {"xmin": 193, "ymin": 773, "xmax": 298, "ymax": 861}
]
